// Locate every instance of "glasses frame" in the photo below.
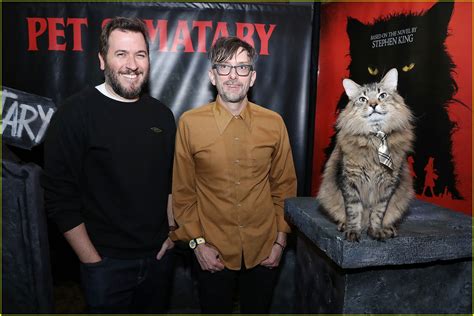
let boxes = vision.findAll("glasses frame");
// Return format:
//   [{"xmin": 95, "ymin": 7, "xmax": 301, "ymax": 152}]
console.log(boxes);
[{"xmin": 212, "ymin": 64, "xmax": 254, "ymax": 77}]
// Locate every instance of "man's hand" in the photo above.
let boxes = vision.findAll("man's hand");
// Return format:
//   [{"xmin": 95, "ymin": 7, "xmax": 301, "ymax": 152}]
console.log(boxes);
[
  {"xmin": 194, "ymin": 243, "xmax": 225, "ymax": 272},
  {"xmin": 156, "ymin": 237, "xmax": 175, "ymax": 260},
  {"xmin": 260, "ymin": 243, "xmax": 284, "ymax": 269}
]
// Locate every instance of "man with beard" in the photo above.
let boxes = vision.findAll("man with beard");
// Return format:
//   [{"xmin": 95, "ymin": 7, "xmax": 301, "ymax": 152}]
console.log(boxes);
[
  {"xmin": 42, "ymin": 17, "xmax": 176, "ymax": 313},
  {"xmin": 171, "ymin": 37, "xmax": 297, "ymax": 313}
]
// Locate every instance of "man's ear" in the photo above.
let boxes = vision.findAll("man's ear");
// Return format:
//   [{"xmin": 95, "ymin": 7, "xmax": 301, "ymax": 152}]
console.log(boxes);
[
  {"xmin": 249, "ymin": 70, "xmax": 257, "ymax": 87},
  {"xmin": 98, "ymin": 52, "xmax": 105, "ymax": 71},
  {"xmin": 208, "ymin": 69, "xmax": 216, "ymax": 86}
]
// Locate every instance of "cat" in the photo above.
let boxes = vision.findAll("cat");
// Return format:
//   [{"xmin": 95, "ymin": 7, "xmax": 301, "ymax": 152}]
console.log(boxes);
[
  {"xmin": 325, "ymin": 1, "xmax": 461, "ymax": 199},
  {"xmin": 317, "ymin": 68, "xmax": 414, "ymax": 241}
]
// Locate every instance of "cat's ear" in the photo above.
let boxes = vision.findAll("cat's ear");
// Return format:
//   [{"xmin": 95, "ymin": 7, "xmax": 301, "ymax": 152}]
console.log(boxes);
[
  {"xmin": 425, "ymin": 1, "xmax": 454, "ymax": 37},
  {"xmin": 380, "ymin": 68, "xmax": 398, "ymax": 92},
  {"xmin": 347, "ymin": 17, "xmax": 367, "ymax": 41},
  {"xmin": 342, "ymin": 78, "xmax": 361, "ymax": 100}
]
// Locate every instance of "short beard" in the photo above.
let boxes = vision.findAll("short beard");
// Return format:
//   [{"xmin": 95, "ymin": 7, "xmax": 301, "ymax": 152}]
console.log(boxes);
[
  {"xmin": 104, "ymin": 65, "xmax": 148, "ymax": 99},
  {"xmin": 218, "ymin": 81, "xmax": 247, "ymax": 104},
  {"xmin": 221, "ymin": 92, "xmax": 246, "ymax": 104}
]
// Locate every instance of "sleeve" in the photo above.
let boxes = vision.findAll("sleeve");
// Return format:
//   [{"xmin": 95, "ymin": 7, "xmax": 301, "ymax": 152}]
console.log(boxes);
[
  {"xmin": 41, "ymin": 102, "xmax": 86, "ymax": 233},
  {"xmin": 167, "ymin": 109, "xmax": 177, "ymax": 195},
  {"xmin": 269, "ymin": 117, "xmax": 297, "ymax": 233},
  {"xmin": 171, "ymin": 116, "xmax": 203, "ymax": 241}
]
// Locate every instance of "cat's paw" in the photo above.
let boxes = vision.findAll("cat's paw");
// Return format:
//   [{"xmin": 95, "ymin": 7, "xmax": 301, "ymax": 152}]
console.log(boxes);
[
  {"xmin": 386, "ymin": 225, "xmax": 398, "ymax": 237},
  {"xmin": 345, "ymin": 230, "xmax": 361, "ymax": 242},
  {"xmin": 368, "ymin": 226, "xmax": 396, "ymax": 240},
  {"xmin": 337, "ymin": 222, "xmax": 346, "ymax": 232}
]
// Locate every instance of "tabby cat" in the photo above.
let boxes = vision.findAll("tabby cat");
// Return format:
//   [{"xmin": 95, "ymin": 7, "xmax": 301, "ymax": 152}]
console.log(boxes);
[{"xmin": 317, "ymin": 68, "xmax": 414, "ymax": 241}]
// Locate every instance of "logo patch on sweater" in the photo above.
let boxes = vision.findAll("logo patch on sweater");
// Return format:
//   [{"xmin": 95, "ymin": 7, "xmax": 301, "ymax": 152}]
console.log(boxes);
[{"xmin": 150, "ymin": 127, "xmax": 163, "ymax": 134}]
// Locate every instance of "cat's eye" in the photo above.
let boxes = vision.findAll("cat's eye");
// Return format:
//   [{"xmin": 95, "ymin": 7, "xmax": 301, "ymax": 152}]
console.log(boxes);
[
  {"xmin": 368, "ymin": 67, "xmax": 379, "ymax": 76},
  {"xmin": 378, "ymin": 92, "xmax": 388, "ymax": 100},
  {"xmin": 358, "ymin": 96, "xmax": 368, "ymax": 103},
  {"xmin": 402, "ymin": 63, "xmax": 415, "ymax": 72}
]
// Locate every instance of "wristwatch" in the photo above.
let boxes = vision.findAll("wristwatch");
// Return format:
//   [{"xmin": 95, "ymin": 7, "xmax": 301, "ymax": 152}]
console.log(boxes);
[{"xmin": 189, "ymin": 237, "xmax": 206, "ymax": 249}]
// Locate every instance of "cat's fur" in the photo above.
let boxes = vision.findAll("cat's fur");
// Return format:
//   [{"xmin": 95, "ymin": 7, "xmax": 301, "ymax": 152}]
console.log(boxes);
[{"xmin": 317, "ymin": 69, "xmax": 414, "ymax": 241}]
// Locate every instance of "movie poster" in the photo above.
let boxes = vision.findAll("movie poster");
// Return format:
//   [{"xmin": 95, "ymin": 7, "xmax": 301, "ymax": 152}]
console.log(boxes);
[{"xmin": 312, "ymin": 1, "xmax": 472, "ymax": 215}]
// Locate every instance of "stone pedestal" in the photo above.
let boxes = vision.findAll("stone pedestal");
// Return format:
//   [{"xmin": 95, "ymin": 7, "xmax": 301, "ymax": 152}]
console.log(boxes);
[{"xmin": 285, "ymin": 197, "xmax": 472, "ymax": 314}]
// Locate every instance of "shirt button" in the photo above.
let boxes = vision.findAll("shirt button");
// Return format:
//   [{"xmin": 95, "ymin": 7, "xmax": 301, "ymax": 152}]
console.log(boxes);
[
  {"xmin": 234, "ymin": 137, "xmax": 239, "ymax": 141},
  {"xmin": 237, "ymin": 203, "xmax": 241, "ymax": 207},
  {"xmin": 235, "ymin": 159, "xmax": 240, "ymax": 164},
  {"xmin": 235, "ymin": 181, "xmax": 240, "ymax": 185},
  {"xmin": 239, "ymin": 225, "xmax": 244, "ymax": 228}
]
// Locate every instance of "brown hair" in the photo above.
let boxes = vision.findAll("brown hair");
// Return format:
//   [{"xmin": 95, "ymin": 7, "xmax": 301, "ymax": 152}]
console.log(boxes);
[
  {"xmin": 208, "ymin": 36, "xmax": 257, "ymax": 65},
  {"xmin": 99, "ymin": 17, "xmax": 149, "ymax": 58}
]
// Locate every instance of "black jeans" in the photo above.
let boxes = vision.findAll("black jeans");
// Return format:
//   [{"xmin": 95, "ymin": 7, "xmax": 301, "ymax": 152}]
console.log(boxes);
[
  {"xmin": 80, "ymin": 250, "xmax": 175, "ymax": 313},
  {"xmin": 194, "ymin": 257, "xmax": 278, "ymax": 314}
]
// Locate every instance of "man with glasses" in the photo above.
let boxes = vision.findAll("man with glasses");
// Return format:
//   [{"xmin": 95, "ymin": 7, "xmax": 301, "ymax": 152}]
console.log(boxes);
[{"xmin": 171, "ymin": 36, "xmax": 297, "ymax": 313}]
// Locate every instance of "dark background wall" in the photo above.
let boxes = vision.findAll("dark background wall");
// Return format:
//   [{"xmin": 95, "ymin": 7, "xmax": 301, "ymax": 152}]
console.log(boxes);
[{"xmin": 2, "ymin": 2, "xmax": 319, "ymax": 195}]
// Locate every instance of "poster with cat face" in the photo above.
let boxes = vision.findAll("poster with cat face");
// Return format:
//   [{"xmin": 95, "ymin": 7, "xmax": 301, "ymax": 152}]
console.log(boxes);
[{"xmin": 312, "ymin": 1, "xmax": 471, "ymax": 215}]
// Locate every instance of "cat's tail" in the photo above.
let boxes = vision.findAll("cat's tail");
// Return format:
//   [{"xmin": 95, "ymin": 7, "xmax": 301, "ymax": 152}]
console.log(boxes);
[
  {"xmin": 316, "ymin": 145, "xmax": 346, "ymax": 225},
  {"xmin": 383, "ymin": 162, "xmax": 415, "ymax": 227}
]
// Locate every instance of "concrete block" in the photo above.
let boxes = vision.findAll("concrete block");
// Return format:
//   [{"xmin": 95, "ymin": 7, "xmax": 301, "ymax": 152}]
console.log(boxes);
[{"xmin": 285, "ymin": 197, "xmax": 472, "ymax": 313}]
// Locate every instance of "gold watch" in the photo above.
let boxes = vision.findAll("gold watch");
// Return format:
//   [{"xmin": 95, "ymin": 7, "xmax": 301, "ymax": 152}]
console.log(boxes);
[{"xmin": 189, "ymin": 237, "xmax": 206, "ymax": 249}]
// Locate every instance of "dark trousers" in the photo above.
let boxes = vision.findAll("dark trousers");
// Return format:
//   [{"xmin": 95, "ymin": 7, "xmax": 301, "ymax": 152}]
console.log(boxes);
[
  {"xmin": 80, "ymin": 251, "xmax": 175, "ymax": 313},
  {"xmin": 194, "ymin": 258, "xmax": 278, "ymax": 314}
]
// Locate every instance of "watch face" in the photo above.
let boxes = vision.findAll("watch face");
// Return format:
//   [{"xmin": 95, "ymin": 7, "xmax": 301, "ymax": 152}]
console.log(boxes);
[
  {"xmin": 196, "ymin": 237, "xmax": 205, "ymax": 245},
  {"xmin": 189, "ymin": 239, "xmax": 197, "ymax": 249}
]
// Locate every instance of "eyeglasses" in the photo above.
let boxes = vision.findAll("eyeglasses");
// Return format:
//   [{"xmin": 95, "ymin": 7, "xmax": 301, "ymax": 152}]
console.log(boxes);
[{"xmin": 212, "ymin": 64, "xmax": 253, "ymax": 77}]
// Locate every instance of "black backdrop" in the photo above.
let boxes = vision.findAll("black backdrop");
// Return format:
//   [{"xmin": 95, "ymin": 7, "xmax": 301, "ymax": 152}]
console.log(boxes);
[{"xmin": 2, "ymin": 2, "xmax": 319, "ymax": 194}]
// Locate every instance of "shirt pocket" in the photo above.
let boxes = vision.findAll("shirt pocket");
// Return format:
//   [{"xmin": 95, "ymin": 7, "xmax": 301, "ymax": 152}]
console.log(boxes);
[{"xmin": 251, "ymin": 145, "xmax": 274, "ymax": 176}]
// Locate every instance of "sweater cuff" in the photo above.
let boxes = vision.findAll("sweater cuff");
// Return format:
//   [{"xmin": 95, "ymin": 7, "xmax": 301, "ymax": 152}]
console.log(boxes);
[{"xmin": 50, "ymin": 210, "xmax": 84, "ymax": 234}]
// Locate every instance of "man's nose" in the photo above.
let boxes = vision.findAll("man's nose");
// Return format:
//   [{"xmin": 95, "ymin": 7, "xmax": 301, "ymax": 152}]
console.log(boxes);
[
  {"xmin": 126, "ymin": 56, "xmax": 138, "ymax": 70},
  {"xmin": 228, "ymin": 67, "xmax": 238, "ymax": 79}
]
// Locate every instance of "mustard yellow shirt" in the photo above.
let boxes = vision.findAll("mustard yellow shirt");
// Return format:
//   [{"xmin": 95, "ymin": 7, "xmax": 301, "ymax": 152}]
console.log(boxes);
[{"xmin": 172, "ymin": 100, "xmax": 297, "ymax": 270}]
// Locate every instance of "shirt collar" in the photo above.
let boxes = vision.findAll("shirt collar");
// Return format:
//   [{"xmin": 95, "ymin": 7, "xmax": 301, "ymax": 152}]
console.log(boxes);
[{"xmin": 212, "ymin": 99, "xmax": 253, "ymax": 135}]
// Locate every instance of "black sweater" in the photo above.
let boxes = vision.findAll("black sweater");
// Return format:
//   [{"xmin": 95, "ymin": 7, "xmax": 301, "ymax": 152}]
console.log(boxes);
[{"xmin": 42, "ymin": 87, "xmax": 176, "ymax": 258}]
